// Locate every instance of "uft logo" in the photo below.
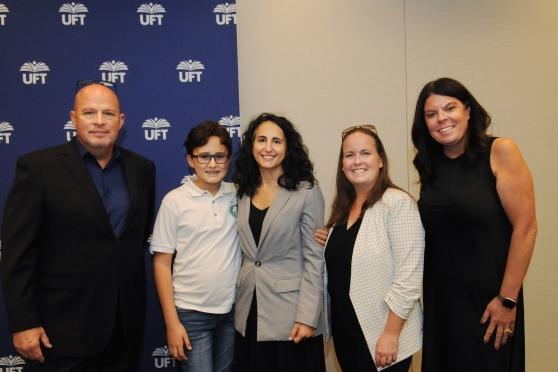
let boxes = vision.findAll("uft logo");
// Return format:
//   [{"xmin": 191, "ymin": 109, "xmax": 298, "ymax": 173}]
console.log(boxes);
[
  {"xmin": 229, "ymin": 198, "xmax": 238, "ymax": 217},
  {"xmin": 152, "ymin": 346, "xmax": 176, "ymax": 369},
  {"xmin": 0, "ymin": 354, "xmax": 26, "ymax": 372},
  {"xmin": 0, "ymin": 4, "xmax": 9, "ymax": 26},
  {"xmin": 137, "ymin": 3, "xmax": 166, "ymax": 26},
  {"xmin": 20, "ymin": 61, "xmax": 50, "ymax": 85},
  {"xmin": 219, "ymin": 115, "xmax": 241, "ymax": 138},
  {"xmin": 214, "ymin": 3, "xmax": 236, "ymax": 25},
  {"xmin": 0, "ymin": 121, "xmax": 14, "ymax": 144},
  {"xmin": 64, "ymin": 121, "xmax": 77, "ymax": 141},
  {"xmin": 142, "ymin": 118, "xmax": 171, "ymax": 141},
  {"xmin": 176, "ymin": 60, "xmax": 204, "ymax": 83},
  {"xmin": 59, "ymin": 2, "xmax": 88, "ymax": 26},
  {"xmin": 99, "ymin": 60, "xmax": 128, "ymax": 83}
]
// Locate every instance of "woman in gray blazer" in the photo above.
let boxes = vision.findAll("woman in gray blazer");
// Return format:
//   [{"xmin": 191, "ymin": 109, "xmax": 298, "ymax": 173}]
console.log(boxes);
[
  {"xmin": 323, "ymin": 125, "xmax": 424, "ymax": 371},
  {"xmin": 232, "ymin": 113, "xmax": 326, "ymax": 372}
]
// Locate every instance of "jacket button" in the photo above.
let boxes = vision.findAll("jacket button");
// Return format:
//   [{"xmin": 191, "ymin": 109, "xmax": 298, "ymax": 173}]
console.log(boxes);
[{"xmin": 255, "ymin": 261, "xmax": 262, "ymax": 267}]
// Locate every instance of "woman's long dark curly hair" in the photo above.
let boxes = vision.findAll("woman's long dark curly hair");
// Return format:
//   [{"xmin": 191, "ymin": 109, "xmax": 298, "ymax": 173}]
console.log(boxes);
[
  {"xmin": 411, "ymin": 77, "xmax": 492, "ymax": 184},
  {"xmin": 233, "ymin": 113, "xmax": 316, "ymax": 197}
]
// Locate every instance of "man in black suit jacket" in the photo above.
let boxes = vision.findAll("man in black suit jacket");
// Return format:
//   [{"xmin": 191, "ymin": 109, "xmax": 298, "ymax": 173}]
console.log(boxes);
[{"xmin": 0, "ymin": 82, "xmax": 155, "ymax": 371}]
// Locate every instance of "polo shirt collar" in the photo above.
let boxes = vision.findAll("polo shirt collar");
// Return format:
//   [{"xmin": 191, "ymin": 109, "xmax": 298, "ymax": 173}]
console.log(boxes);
[{"xmin": 183, "ymin": 175, "xmax": 235, "ymax": 197}]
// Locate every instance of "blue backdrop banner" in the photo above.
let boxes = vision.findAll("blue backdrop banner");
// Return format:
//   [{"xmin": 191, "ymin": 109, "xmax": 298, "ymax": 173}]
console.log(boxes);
[{"xmin": 0, "ymin": 1, "xmax": 240, "ymax": 370}]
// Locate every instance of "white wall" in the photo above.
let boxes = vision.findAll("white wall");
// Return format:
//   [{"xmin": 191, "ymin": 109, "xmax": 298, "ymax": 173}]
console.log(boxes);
[
  {"xmin": 237, "ymin": 1, "xmax": 558, "ymax": 371},
  {"xmin": 236, "ymin": 0, "xmax": 409, "ymax": 207}
]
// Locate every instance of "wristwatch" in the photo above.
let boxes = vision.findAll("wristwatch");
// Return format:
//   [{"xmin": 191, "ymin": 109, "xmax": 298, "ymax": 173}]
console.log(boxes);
[{"xmin": 497, "ymin": 294, "xmax": 517, "ymax": 309}]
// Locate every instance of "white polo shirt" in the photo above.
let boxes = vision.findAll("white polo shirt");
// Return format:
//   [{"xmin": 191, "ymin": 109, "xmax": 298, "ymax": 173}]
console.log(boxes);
[{"xmin": 150, "ymin": 175, "xmax": 241, "ymax": 314}]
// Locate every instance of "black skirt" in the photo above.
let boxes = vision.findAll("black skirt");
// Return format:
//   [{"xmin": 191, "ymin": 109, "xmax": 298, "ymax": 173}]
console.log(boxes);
[{"xmin": 233, "ymin": 293, "xmax": 326, "ymax": 372}]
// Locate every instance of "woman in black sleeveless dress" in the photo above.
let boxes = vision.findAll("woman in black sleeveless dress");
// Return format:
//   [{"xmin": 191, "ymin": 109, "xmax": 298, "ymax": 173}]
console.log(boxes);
[{"xmin": 411, "ymin": 77, "xmax": 537, "ymax": 372}]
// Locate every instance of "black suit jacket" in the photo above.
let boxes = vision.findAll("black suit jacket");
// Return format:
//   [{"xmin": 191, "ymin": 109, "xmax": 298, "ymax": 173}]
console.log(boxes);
[{"xmin": 0, "ymin": 139, "xmax": 155, "ymax": 357}]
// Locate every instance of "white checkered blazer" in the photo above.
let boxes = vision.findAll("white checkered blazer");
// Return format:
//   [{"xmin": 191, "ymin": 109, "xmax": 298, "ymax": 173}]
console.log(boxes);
[{"xmin": 324, "ymin": 188, "xmax": 424, "ymax": 370}]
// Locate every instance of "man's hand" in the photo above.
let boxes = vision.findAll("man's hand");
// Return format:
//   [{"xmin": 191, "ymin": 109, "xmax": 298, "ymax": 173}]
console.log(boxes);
[{"xmin": 13, "ymin": 327, "xmax": 52, "ymax": 362}]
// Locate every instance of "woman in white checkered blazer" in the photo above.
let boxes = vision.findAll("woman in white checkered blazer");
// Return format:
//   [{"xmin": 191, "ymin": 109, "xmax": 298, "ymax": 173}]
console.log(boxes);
[{"xmin": 322, "ymin": 125, "xmax": 424, "ymax": 371}]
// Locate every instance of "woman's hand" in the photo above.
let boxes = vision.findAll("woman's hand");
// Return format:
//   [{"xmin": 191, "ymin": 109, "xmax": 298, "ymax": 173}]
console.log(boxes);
[
  {"xmin": 167, "ymin": 321, "xmax": 192, "ymax": 361},
  {"xmin": 375, "ymin": 330, "xmax": 399, "ymax": 368},
  {"xmin": 375, "ymin": 310, "xmax": 405, "ymax": 368},
  {"xmin": 314, "ymin": 227, "xmax": 328, "ymax": 247},
  {"xmin": 481, "ymin": 297, "xmax": 516, "ymax": 350},
  {"xmin": 289, "ymin": 322, "xmax": 316, "ymax": 343}
]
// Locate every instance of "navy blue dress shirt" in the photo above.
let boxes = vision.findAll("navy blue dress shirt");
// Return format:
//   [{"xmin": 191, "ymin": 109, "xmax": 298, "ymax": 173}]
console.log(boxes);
[{"xmin": 75, "ymin": 139, "xmax": 130, "ymax": 237}]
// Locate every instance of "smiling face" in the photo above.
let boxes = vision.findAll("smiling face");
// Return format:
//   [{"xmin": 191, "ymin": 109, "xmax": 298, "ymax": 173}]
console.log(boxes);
[
  {"xmin": 342, "ymin": 131, "xmax": 383, "ymax": 193},
  {"xmin": 424, "ymin": 94, "xmax": 471, "ymax": 158},
  {"xmin": 252, "ymin": 120, "xmax": 286, "ymax": 174},
  {"xmin": 187, "ymin": 136, "xmax": 229, "ymax": 194},
  {"xmin": 70, "ymin": 84, "xmax": 124, "ymax": 161}
]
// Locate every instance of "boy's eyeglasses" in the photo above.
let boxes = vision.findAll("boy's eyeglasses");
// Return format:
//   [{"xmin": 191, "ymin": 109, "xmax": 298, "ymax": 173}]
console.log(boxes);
[
  {"xmin": 76, "ymin": 79, "xmax": 118, "ymax": 94},
  {"xmin": 191, "ymin": 152, "xmax": 229, "ymax": 164}
]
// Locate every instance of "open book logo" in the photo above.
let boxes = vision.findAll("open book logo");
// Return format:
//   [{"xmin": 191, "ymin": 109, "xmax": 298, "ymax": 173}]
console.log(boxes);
[
  {"xmin": 0, "ymin": 3, "xmax": 10, "ymax": 26},
  {"xmin": 64, "ymin": 121, "xmax": 77, "ymax": 142},
  {"xmin": 152, "ymin": 346, "xmax": 175, "ymax": 369},
  {"xmin": 138, "ymin": 3, "xmax": 166, "ymax": 26},
  {"xmin": 177, "ymin": 60, "xmax": 205, "ymax": 83},
  {"xmin": 59, "ymin": 2, "xmax": 88, "ymax": 26},
  {"xmin": 219, "ymin": 115, "xmax": 241, "ymax": 138},
  {"xmin": 0, "ymin": 121, "xmax": 14, "ymax": 144},
  {"xmin": 214, "ymin": 3, "xmax": 236, "ymax": 25},
  {"xmin": 0, "ymin": 355, "xmax": 26, "ymax": 367},
  {"xmin": 20, "ymin": 61, "xmax": 50, "ymax": 85},
  {"xmin": 143, "ymin": 118, "xmax": 171, "ymax": 141},
  {"xmin": 99, "ymin": 60, "xmax": 128, "ymax": 84}
]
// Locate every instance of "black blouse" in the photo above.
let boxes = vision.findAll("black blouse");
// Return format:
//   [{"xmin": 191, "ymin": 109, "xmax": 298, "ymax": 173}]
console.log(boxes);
[
  {"xmin": 324, "ymin": 219, "xmax": 365, "ymax": 340},
  {"xmin": 249, "ymin": 202, "xmax": 268, "ymax": 246}
]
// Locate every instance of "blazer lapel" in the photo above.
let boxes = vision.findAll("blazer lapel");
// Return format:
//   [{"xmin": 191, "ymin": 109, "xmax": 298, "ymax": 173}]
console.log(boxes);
[
  {"xmin": 120, "ymin": 152, "xmax": 138, "ymax": 235},
  {"xmin": 60, "ymin": 141, "xmax": 113, "ymax": 235},
  {"xmin": 258, "ymin": 187, "xmax": 292, "ymax": 249},
  {"xmin": 239, "ymin": 195, "xmax": 258, "ymax": 257}
]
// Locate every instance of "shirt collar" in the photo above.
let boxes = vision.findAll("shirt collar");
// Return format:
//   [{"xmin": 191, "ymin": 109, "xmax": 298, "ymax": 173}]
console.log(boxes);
[
  {"xmin": 74, "ymin": 137, "xmax": 121, "ymax": 164},
  {"xmin": 183, "ymin": 175, "xmax": 235, "ymax": 197}
]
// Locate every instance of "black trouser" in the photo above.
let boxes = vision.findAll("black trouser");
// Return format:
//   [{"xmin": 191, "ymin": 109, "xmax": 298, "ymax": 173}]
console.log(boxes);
[{"xmin": 36, "ymin": 303, "xmax": 142, "ymax": 372}]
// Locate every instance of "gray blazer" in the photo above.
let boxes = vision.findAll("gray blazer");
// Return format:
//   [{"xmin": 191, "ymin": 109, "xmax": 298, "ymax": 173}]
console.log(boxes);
[{"xmin": 234, "ymin": 182, "xmax": 325, "ymax": 341}]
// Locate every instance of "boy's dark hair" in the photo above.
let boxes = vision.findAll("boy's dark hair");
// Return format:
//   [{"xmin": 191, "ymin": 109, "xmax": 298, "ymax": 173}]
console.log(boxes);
[{"xmin": 183, "ymin": 120, "xmax": 232, "ymax": 156}]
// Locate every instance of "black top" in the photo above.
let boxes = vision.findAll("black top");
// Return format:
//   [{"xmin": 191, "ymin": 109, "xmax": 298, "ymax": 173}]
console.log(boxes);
[
  {"xmin": 324, "ymin": 219, "xmax": 364, "ymax": 340},
  {"xmin": 419, "ymin": 137, "xmax": 524, "ymax": 372},
  {"xmin": 249, "ymin": 202, "xmax": 268, "ymax": 246}
]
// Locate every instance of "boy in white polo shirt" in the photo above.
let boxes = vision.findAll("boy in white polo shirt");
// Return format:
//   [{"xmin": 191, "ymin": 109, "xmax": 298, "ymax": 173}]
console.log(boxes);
[{"xmin": 150, "ymin": 121, "xmax": 241, "ymax": 372}]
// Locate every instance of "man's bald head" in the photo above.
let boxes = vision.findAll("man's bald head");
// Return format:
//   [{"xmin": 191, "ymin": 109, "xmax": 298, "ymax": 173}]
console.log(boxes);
[
  {"xmin": 73, "ymin": 83, "xmax": 121, "ymax": 111},
  {"xmin": 70, "ymin": 83, "xmax": 125, "ymax": 166}
]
